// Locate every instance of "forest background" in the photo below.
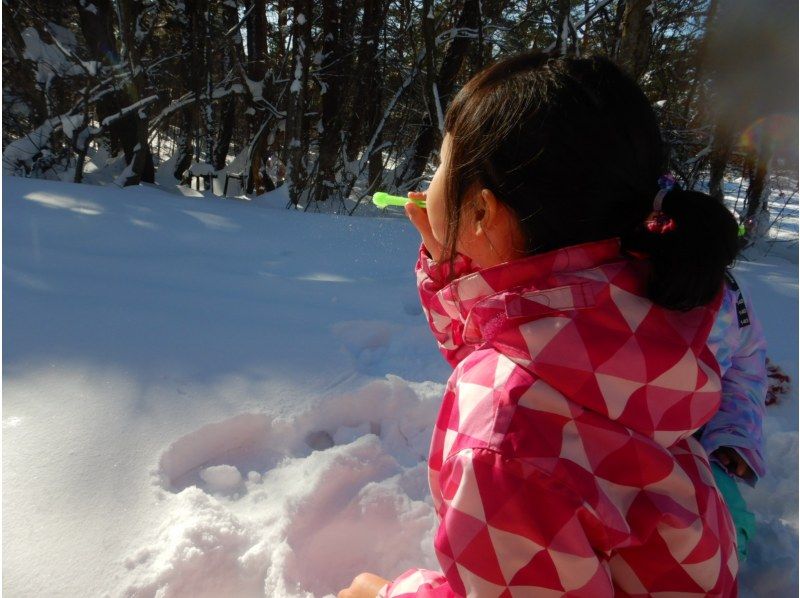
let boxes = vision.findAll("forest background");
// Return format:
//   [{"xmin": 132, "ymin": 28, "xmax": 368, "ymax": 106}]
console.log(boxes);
[{"xmin": 3, "ymin": 0, "xmax": 798, "ymax": 236}]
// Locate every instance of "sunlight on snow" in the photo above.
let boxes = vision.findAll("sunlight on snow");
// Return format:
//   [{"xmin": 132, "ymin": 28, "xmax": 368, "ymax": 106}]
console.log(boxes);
[{"xmin": 23, "ymin": 191, "xmax": 103, "ymax": 216}]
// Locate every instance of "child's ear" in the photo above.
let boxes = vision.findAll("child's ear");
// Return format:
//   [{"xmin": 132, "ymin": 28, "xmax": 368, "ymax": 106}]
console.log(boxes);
[{"xmin": 474, "ymin": 188, "xmax": 500, "ymax": 235}]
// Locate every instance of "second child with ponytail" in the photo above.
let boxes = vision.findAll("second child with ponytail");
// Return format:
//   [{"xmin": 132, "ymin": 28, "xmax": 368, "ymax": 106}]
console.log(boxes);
[{"xmin": 339, "ymin": 52, "xmax": 742, "ymax": 598}]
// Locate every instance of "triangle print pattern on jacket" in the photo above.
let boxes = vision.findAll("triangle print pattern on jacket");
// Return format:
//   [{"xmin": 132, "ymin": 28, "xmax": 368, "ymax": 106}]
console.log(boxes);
[{"xmin": 380, "ymin": 239, "xmax": 738, "ymax": 597}]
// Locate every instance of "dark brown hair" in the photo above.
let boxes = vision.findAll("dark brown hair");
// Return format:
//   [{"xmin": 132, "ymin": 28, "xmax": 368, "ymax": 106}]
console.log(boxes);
[{"xmin": 441, "ymin": 51, "xmax": 738, "ymax": 311}]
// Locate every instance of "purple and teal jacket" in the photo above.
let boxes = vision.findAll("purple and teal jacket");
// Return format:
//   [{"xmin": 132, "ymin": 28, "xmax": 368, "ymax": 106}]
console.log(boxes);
[{"xmin": 703, "ymin": 274, "xmax": 768, "ymax": 485}]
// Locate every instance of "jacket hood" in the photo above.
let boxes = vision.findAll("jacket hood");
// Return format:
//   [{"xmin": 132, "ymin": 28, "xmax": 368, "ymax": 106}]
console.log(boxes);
[{"xmin": 435, "ymin": 238, "xmax": 722, "ymax": 447}]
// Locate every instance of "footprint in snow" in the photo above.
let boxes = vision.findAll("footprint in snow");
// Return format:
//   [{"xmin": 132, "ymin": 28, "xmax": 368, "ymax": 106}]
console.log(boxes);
[
  {"xmin": 129, "ymin": 377, "xmax": 442, "ymax": 597},
  {"xmin": 154, "ymin": 377, "xmax": 431, "ymax": 498}
]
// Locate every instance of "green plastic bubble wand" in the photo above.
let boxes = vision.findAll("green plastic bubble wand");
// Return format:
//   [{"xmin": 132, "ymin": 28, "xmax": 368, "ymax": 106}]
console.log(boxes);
[{"xmin": 372, "ymin": 191, "xmax": 426, "ymax": 209}]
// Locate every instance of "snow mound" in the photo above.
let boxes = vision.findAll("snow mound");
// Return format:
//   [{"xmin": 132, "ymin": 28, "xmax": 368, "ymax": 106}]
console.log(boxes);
[
  {"xmin": 124, "ymin": 376, "xmax": 441, "ymax": 596},
  {"xmin": 122, "ymin": 488, "xmax": 265, "ymax": 597}
]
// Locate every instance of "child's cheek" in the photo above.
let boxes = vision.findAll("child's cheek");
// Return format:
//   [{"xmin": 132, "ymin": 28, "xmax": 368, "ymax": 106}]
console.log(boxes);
[
  {"xmin": 427, "ymin": 207, "xmax": 446, "ymax": 245},
  {"xmin": 455, "ymin": 237, "xmax": 475, "ymax": 261},
  {"xmin": 454, "ymin": 224, "xmax": 479, "ymax": 262},
  {"xmin": 431, "ymin": 221, "xmax": 446, "ymax": 246}
]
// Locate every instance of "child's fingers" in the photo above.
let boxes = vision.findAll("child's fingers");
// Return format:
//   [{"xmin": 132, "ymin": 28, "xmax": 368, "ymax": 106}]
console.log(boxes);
[
  {"xmin": 713, "ymin": 448, "xmax": 732, "ymax": 471},
  {"xmin": 404, "ymin": 202, "xmax": 444, "ymax": 261},
  {"xmin": 404, "ymin": 202, "xmax": 430, "ymax": 233},
  {"xmin": 735, "ymin": 459, "xmax": 751, "ymax": 478},
  {"xmin": 407, "ymin": 190, "xmax": 427, "ymax": 200},
  {"xmin": 714, "ymin": 447, "xmax": 753, "ymax": 479}
]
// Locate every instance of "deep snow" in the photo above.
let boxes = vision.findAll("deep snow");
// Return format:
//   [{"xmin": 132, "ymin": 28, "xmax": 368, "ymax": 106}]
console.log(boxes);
[{"xmin": 2, "ymin": 176, "xmax": 797, "ymax": 597}]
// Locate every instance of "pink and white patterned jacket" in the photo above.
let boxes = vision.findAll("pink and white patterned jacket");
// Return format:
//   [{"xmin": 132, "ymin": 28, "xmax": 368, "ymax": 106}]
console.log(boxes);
[{"xmin": 380, "ymin": 239, "xmax": 737, "ymax": 597}]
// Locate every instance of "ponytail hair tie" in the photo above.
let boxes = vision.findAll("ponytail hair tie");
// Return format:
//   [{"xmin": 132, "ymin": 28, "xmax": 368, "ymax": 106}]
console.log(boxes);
[{"xmin": 646, "ymin": 174, "xmax": 677, "ymax": 234}]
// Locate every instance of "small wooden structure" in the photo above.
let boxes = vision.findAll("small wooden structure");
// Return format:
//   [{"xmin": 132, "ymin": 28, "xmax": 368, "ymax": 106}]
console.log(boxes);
[
  {"xmin": 223, "ymin": 172, "xmax": 245, "ymax": 197},
  {"xmin": 186, "ymin": 168, "xmax": 218, "ymax": 192}
]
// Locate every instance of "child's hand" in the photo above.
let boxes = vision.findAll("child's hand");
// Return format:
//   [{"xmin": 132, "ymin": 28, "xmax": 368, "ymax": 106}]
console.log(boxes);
[
  {"xmin": 337, "ymin": 572, "xmax": 389, "ymax": 598},
  {"xmin": 405, "ymin": 191, "xmax": 445, "ymax": 262},
  {"xmin": 712, "ymin": 446, "xmax": 754, "ymax": 479}
]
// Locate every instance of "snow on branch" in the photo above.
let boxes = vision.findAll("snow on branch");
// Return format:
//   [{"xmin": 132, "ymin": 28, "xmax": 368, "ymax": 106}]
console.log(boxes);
[
  {"xmin": 2, "ymin": 118, "xmax": 58, "ymax": 174},
  {"xmin": 435, "ymin": 27, "xmax": 480, "ymax": 45},
  {"xmin": 99, "ymin": 95, "xmax": 159, "ymax": 129},
  {"xmin": 432, "ymin": 83, "xmax": 444, "ymax": 134},
  {"xmin": 225, "ymin": 3, "xmax": 255, "ymax": 37},
  {"xmin": 545, "ymin": 0, "xmax": 617, "ymax": 52}
]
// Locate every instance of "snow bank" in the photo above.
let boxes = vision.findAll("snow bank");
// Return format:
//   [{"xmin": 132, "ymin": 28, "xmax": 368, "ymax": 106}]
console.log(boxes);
[
  {"xmin": 123, "ymin": 377, "xmax": 440, "ymax": 597},
  {"xmin": 3, "ymin": 175, "xmax": 797, "ymax": 597}
]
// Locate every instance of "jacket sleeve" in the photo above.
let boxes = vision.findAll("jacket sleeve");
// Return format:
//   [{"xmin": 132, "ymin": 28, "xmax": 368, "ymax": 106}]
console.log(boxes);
[
  {"xmin": 702, "ymin": 282, "xmax": 768, "ymax": 485},
  {"xmin": 379, "ymin": 448, "xmax": 614, "ymax": 597},
  {"xmin": 416, "ymin": 243, "xmax": 479, "ymax": 368}
]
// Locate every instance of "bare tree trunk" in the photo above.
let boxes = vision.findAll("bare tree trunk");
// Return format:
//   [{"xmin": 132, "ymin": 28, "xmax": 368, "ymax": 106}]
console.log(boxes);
[
  {"xmin": 708, "ymin": 118, "xmax": 736, "ymax": 201},
  {"xmin": 681, "ymin": 0, "xmax": 718, "ymax": 125},
  {"xmin": 246, "ymin": 0, "xmax": 269, "ymax": 139},
  {"xmin": 247, "ymin": 0, "xmax": 269, "ymax": 80},
  {"xmin": 202, "ymin": 1, "xmax": 215, "ymax": 170},
  {"xmin": 213, "ymin": 15, "xmax": 239, "ymax": 170},
  {"xmin": 246, "ymin": 117, "xmax": 281, "ymax": 193},
  {"xmin": 73, "ymin": 0, "xmax": 125, "ymax": 157},
  {"xmin": 606, "ymin": 0, "xmax": 626, "ymax": 57},
  {"xmin": 743, "ymin": 138, "xmax": 772, "ymax": 221},
  {"xmin": 241, "ymin": 0, "xmax": 282, "ymax": 198},
  {"xmin": 345, "ymin": 0, "xmax": 386, "ymax": 163},
  {"xmin": 284, "ymin": 0, "xmax": 312, "ymax": 205},
  {"xmin": 421, "ymin": 0, "xmax": 439, "ymax": 133},
  {"xmin": 616, "ymin": 0, "xmax": 654, "ymax": 80},
  {"xmin": 551, "ymin": 0, "xmax": 574, "ymax": 55},
  {"xmin": 175, "ymin": 113, "xmax": 194, "ymax": 182},
  {"xmin": 117, "ymin": 0, "xmax": 155, "ymax": 185},
  {"xmin": 278, "ymin": 0, "xmax": 289, "ymax": 56},
  {"xmin": 396, "ymin": 0, "xmax": 480, "ymax": 189},
  {"xmin": 311, "ymin": 0, "xmax": 344, "ymax": 203},
  {"xmin": 173, "ymin": 0, "xmax": 205, "ymax": 181}
]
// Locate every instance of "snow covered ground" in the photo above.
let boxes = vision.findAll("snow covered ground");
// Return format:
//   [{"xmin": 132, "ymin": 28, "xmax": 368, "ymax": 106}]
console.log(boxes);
[{"xmin": 3, "ymin": 176, "xmax": 797, "ymax": 597}]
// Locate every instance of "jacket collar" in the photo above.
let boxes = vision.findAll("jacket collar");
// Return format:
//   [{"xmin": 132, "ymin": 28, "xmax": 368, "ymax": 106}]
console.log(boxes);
[
  {"xmin": 439, "ymin": 238, "xmax": 624, "ymax": 343},
  {"xmin": 435, "ymin": 238, "xmax": 723, "ymax": 447}
]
